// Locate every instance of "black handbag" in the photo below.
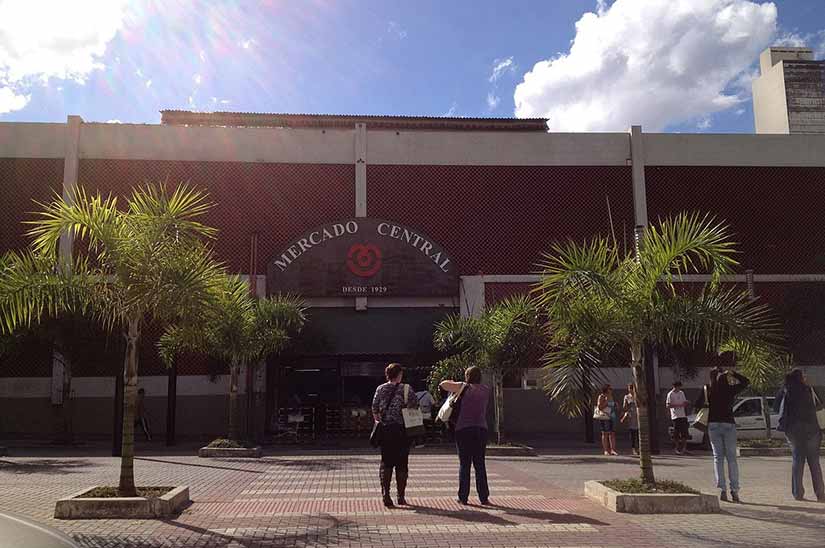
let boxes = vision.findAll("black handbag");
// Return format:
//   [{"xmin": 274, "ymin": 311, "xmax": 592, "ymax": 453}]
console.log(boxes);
[{"xmin": 370, "ymin": 383, "xmax": 401, "ymax": 448}]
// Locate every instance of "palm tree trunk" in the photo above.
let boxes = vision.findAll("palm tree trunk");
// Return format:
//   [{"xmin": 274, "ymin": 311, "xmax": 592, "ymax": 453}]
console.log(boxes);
[
  {"xmin": 631, "ymin": 341, "xmax": 656, "ymax": 486},
  {"xmin": 228, "ymin": 358, "xmax": 241, "ymax": 442},
  {"xmin": 118, "ymin": 317, "xmax": 140, "ymax": 497},
  {"xmin": 493, "ymin": 370, "xmax": 504, "ymax": 445}
]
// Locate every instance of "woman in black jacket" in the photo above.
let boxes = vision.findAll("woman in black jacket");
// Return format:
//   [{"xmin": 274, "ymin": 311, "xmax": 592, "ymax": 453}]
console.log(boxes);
[{"xmin": 774, "ymin": 369, "xmax": 824, "ymax": 502}]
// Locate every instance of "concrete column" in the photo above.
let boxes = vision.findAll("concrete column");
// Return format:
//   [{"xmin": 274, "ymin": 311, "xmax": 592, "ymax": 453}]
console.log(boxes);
[
  {"xmin": 459, "ymin": 276, "xmax": 485, "ymax": 318},
  {"xmin": 59, "ymin": 115, "xmax": 83, "ymax": 267},
  {"xmin": 355, "ymin": 123, "xmax": 368, "ymax": 311},
  {"xmin": 629, "ymin": 125, "xmax": 648, "ymax": 227}
]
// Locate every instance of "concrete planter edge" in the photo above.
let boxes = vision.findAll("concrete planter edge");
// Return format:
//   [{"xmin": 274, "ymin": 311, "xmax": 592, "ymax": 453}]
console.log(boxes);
[
  {"xmin": 198, "ymin": 446, "xmax": 263, "ymax": 458},
  {"xmin": 737, "ymin": 446, "xmax": 791, "ymax": 457},
  {"xmin": 54, "ymin": 486, "xmax": 190, "ymax": 519},
  {"xmin": 584, "ymin": 480, "xmax": 720, "ymax": 514}
]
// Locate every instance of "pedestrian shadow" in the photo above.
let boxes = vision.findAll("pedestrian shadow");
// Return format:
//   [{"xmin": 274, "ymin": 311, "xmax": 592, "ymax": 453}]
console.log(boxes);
[
  {"xmin": 135, "ymin": 457, "xmax": 266, "ymax": 474},
  {"xmin": 404, "ymin": 502, "xmax": 608, "ymax": 526},
  {"xmin": 735, "ymin": 500, "xmax": 825, "ymax": 515},
  {"xmin": 0, "ymin": 458, "xmax": 99, "ymax": 475},
  {"xmin": 73, "ymin": 513, "xmax": 360, "ymax": 547},
  {"xmin": 720, "ymin": 504, "xmax": 825, "ymax": 531}
]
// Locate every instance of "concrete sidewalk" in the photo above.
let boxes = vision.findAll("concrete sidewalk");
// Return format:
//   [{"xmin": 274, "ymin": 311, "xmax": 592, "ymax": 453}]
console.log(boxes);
[{"xmin": 1, "ymin": 446, "xmax": 823, "ymax": 547}]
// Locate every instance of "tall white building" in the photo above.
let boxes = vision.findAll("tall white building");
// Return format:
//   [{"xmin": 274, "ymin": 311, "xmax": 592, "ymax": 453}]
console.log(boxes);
[{"xmin": 753, "ymin": 46, "xmax": 825, "ymax": 134}]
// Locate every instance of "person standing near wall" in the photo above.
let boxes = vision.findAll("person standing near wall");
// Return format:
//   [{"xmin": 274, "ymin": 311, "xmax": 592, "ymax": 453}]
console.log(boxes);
[
  {"xmin": 667, "ymin": 381, "xmax": 690, "ymax": 455},
  {"xmin": 774, "ymin": 369, "xmax": 825, "ymax": 502},
  {"xmin": 135, "ymin": 388, "xmax": 152, "ymax": 441},
  {"xmin": 371, "ymin": 363, "xmax": 418, "ymax": 508},
  {"xmin": 595, "ymin": 385, "xmax": 619, "ymax": 456},
  {"xmin": 695, "ymin": 368, "xmax": 750, "ymax": 503},
  {"xmin": 622, "ymin": 384, "xmax": 639, "ymax": 456},
  {"xmin": 440, "ymin": 366, "xmax": 492, "ymax": 505}
]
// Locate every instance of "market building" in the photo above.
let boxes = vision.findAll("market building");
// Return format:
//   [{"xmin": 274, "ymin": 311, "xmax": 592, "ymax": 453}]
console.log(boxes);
[{"xmin": 1, "ymin": 47, "xmax": 824, "ymax": 443}]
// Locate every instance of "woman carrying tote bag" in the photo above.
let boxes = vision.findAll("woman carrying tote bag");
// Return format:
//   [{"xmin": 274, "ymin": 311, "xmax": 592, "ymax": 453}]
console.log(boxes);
[
  {"xmin": 371, "ymin": 363, "xmax": 420, "ymax": 507},
  {"xmin": 774, "ymin": 369, "xmax": 825, "ymax": 502},
  {"xmin": 440, "ymin": 366, "xmax": 491, "ymax": 505}
]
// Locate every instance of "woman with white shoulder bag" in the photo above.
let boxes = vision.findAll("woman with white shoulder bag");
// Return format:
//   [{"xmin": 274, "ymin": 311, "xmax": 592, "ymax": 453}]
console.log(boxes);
[{"xmin": 370, "ymin": 363, "xmax": 421, "ymax": 508}]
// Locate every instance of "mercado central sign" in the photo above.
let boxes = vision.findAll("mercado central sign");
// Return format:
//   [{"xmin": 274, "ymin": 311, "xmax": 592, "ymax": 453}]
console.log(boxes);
[{"xmin": 267, "ymin": 218, "xmax": 457, "ymax": 298}]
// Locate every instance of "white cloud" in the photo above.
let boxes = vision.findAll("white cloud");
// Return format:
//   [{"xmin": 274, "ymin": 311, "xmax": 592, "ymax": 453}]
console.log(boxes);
[
  {"xmin": 443, "ymin": 102, "xmax": 457, "ymax": 117},
  {"xmin": 105, "ymin": 119, "xmax": 122, "ymax": 124},
  {"xmin": 145, "ymin": 79, "xmax": 152, "ymax": 88},
  {"xmin": 0, "ymin": 87, "xmax": 29, "ymax": 114},
  {"xmin": 697, "ymin": 115, "xmax": 712, "ymax": 130},
  {"xmin": 489, "ymin": 57, "xmax": 516, "ymax": 83},
  {"xmin": 388, "ymin": 21, "xmax": 408, "ymax": 39},
  {"xmin": 486, "ymin": 92, "xmax": 501, "ymax": 111},
  {"xmin": 220, "ymin": 99, "xmax": 231, "ymax": 105},
  {"xmin": 193, "ymin": 74, "xmax": 202, "ymax": 85},
  {"xmin": 199, "ymin": 50, "xmax": 206, "ymax": 62},
  {"xmin": 0, "ymin": 0, "xmax": 127, "ymax": 115},
  {"xmin": 514, "ymin": 0, "xmax": 778, "ymax": 131},
  {"xmin": 239, "ymin": 39, "xmax": 254, "ymax": 50}
]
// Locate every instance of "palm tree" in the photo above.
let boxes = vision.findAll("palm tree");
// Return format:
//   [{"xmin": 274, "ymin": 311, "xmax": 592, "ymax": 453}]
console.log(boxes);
[
  {"xmin": 0, "ymin": 184, "xmax": 224, "ymax": 496},
  {"xmin": 159, "ymin": 276, "xmax": 305, "ymax": 443},
  {"xmin": 534, "ymin": 212, "xmax": 783, "ymax": 485},
  {"xmin": 431, "ymin": 295, "xmax": 543, "ymax": 444}
]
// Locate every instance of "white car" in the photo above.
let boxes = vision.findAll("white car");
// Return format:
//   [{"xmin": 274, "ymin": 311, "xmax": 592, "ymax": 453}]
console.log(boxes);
[{"xmin": 670, "ymin": 396, "xmax": 782, "ymax": 446}]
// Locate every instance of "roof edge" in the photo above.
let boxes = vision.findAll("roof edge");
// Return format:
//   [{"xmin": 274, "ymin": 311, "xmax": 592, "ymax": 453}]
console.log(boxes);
[{"xmin": 160, "ymin": 110, "xmax": 549, "ymax": 132}]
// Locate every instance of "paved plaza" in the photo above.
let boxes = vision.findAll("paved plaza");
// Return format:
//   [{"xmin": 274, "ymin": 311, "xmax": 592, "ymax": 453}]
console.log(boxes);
[{"xmin": 1, "ymin": 445, "xmax": 825, "ymax": 547}]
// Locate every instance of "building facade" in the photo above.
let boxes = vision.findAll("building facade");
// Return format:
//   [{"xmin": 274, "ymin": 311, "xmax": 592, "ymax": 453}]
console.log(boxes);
[{"xmin": 2, "ymin": 49, "xmax": 825, "ymax": 443}]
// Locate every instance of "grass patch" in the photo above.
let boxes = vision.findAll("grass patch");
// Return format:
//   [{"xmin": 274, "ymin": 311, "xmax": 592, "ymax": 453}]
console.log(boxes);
[
  {"xmin": 602, "ymin": 479, "xmax": 699, "ymax": 494},
  {"xmin": 207, "ymin": 438, "xmax": 248, "ymax": 448},
  {"xmin": 79, "ymin": 486, "xmax": 174, "ymax": 498},
  {"xmin": 738, "ymin": 438, "xmax": 786, "ymax": 448}
]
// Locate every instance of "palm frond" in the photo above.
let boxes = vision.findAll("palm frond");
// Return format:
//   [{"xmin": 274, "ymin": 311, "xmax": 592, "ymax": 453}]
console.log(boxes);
[
  {"xmin": 718, "ymin": 339, "xmax": 792, "ymax": 394},
  {"xmin": 640, "ymin": 212, "xmax": 738, "ymax": 293},
  {"xmin": 649, "ymin": 288, "xmax": 783, "ymax": 353},
  {"xmin": 0, "ymin": 250, "xmax": 112, "ymax": 333},
  {"xmin": 541, "ymin": 342, "xmax": 611, "ymax": 418}
]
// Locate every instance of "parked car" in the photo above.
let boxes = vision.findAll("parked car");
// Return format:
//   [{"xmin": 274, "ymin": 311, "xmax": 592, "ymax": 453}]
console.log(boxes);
[
  {"xmin": 0, "ymin": 511, "xmax": 79, "ymax": 548},
  {"xmin": 668, "ymin": 396, "xmax": 782, "ymax": 446}
]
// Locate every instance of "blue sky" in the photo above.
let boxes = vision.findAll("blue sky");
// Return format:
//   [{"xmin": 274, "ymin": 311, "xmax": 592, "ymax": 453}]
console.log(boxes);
[{"xmin": 1, "ymin": 0, "xmax": 823, "ymax": 132}]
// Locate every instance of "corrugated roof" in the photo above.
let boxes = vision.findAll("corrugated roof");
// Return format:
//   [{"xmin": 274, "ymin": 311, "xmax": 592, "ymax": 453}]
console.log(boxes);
[{"xmin": 160, "ymin": 110, "xmax": 549, "ymax": 131}]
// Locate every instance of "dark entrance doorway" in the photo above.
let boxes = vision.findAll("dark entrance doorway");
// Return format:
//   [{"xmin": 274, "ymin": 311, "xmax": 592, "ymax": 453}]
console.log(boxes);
[{"xmin": 266, "ymin": 353, "xmax": 435, "ymax": 440}]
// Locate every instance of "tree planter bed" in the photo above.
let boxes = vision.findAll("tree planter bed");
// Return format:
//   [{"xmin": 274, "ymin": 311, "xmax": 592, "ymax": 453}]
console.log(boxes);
[
  {"xmin": 199, "ymin": 446, "xmax": 262, "ymax": 458},
  {"xmin": 54, "ymin": 486, "xmax": 189, "ymax": 519},
  {"xmin": 585, "ymin": 481, "xmax": 719, "ymax": 514}
]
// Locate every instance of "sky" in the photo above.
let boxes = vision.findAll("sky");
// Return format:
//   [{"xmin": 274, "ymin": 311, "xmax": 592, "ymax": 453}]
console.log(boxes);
[{"xmin": 1, "ymin": 0, "xmax": 824, "ymax": 133}]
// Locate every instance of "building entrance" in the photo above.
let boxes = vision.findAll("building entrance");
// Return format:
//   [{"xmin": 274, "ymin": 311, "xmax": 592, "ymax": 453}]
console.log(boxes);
[{"xmin": 266, "ymin": 353, "xmax": 436, "ymax": 441}]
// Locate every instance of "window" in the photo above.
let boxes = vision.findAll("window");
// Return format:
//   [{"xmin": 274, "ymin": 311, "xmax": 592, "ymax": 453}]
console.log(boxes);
[{"xmin": 734, "ymin": 399, "xmax": 762, "ymax": 417}]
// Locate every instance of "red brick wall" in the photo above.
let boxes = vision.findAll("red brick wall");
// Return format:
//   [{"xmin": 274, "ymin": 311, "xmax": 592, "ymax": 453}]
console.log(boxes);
[
  {"xmin": 368, "ymin": 165, "xmax": 635, "ymax": 275},
  {"xmin": 0, "ymin": 158, "xmax": 64, "ymax": 253},
  {"xmin": 77, "ymin": 160, "xmax": 355, "ymax": 274},
  {"xmin": 646, "ymin": 166, "xmax": 825, "ymax": 274}
]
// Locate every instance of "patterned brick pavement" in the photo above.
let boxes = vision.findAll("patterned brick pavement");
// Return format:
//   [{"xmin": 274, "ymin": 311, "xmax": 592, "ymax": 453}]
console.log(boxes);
[{"xmin": 1, "ymin": 448, "xmax": 824, "ymax": 547}]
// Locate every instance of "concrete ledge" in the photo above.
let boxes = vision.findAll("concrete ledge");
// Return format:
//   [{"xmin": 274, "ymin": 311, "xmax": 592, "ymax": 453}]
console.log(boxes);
[
  {"xmin": 54, "ymin": 486, "xmax": 189, "ymax": 519},
  {"xmin": 198, "ymin": 446, "xmax": 262, "ymax": 458},
  {"xmin": 584, "ymin": 480, "xmax": 720, "ymax": 514},
  {"xmin": 737, "ymin": 446, "xmax": 791, "ymax": 457},
  {"xmin": 486, "ymin": 445, "xmax": 537, "ymax": 457}
]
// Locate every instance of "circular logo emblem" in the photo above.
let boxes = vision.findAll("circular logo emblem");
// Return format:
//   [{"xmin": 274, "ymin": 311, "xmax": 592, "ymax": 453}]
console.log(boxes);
[{"xmin": 347, "ymin": 244, "xmax": 382, "ymax": 277}]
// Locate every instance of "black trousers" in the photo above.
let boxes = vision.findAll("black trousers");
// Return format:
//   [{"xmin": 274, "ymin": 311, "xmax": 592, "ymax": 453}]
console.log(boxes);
[
  {"xmin": 456, "ymin": 427, "xmax": 490, "ymax": 503},
  {"xmin": 379, "ymin": 424, "xmax": 410, "ymax": 498}
]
